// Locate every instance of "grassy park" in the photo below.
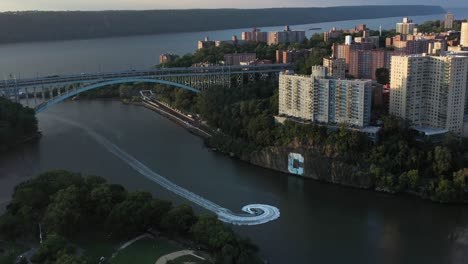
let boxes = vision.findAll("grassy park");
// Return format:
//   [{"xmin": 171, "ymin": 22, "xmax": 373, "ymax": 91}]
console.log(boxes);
[{"xmin": 111, "ymin": 237, "xmax": 181, "ymax": 264}]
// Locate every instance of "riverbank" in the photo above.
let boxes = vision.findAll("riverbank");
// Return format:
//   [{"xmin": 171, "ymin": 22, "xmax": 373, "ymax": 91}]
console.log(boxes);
[
  {"xmin": 0, "ymin": 131, "xmax": 42, "ymax": 154},
  {"xmin": 136, "ymin": 84, "xmax": 468, "ymax": 204},
  {"xmin": 141, "ymin": 98, "xmax": 212, "ymax": 139}
]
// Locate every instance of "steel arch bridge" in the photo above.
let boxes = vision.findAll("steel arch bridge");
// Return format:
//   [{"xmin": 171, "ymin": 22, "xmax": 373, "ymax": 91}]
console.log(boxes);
[{"xmin": 0, "ymin": 64, "xmax": 290, "ymax": 113}]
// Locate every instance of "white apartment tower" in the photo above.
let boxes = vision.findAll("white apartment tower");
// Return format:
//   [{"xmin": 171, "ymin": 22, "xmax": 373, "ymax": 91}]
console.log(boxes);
[
  {"xmin": 279, "ymin": 66, "xmax": 373, "ymax": 127},
  {"xmin": 461, "ymin": 22, "xmax": 468, "ymax": 48},
  {"xmin": 389, "ymin": 54, "xmax": 468, "ymax": 135}
]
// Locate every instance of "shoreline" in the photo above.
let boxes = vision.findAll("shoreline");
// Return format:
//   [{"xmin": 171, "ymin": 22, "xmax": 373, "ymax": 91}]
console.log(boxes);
[
  {"xmin": 0, "ymin": 132, "xmax": 42, "ymax": 154},
  {"xmin": 141, "ymin": 98, "xmax": 212, "ymax": 139},
  {"xmin": 137, "ymin": 99, "xmax": 468, "ymax": 205}
]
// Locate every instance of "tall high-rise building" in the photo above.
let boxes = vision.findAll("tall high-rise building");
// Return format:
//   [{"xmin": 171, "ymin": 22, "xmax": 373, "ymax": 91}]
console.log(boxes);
[
  {"xmin": 323, "ymin": 58, "xmax": 346, "ymax": 79},
  {"xmin": 241, "ymin": 27, "xmax": 268, "ymax": 43},
  {"xmin": 389, "ymin": 54, "xmax": 468, "ymax": 135},
  {"xmin": 396, "ymin": 17, "xmax": 416, "ymax": 35},
  {"xmin": 445, "ymin": 12, "xmax": 454, "ymax": 29},
  {"xmin": 461, "ymin": 22, "xmax": 468, "ymax": 48},
  {"xmin": 278, "ymin": 66, "xmax": 373, "ymax": 127}
]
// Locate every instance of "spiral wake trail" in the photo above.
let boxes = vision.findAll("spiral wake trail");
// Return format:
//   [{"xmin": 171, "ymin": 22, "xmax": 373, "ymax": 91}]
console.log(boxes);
[{"xmin": 46, "ymin": 115, "xmax": 280, "ymax": 225}]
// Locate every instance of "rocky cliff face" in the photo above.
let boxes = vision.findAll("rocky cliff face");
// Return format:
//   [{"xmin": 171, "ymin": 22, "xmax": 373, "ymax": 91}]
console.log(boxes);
[{"xmin": 249, "ymin": 146, "xmax": 373, "ymax": 189}]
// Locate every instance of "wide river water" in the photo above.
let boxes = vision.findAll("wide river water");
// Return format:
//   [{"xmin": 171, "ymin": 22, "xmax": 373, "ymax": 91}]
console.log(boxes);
[
  {"xmin": 1, "ymin": 100, "xmax": 468, "ymax": 264},
  {"xmin": 1, "ymin": 10, "xmax": 468, "ymax": 264}
]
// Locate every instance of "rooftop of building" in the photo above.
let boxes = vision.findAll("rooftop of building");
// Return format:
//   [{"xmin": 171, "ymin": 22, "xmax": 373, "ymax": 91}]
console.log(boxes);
[
  {"xmin": 412, "ymin": 126, "xmax": 449, "ymax": 136},
  {"xmin": 395, "ymin": 53, "xmax": 468, "ymax": 58},
  {"xmin": 360, "ymin": 126, "xmax": 382, "ymax": 134},
  {"xmin": 280, "ymin": 71, "xmax": 372, "ymax": 82}
]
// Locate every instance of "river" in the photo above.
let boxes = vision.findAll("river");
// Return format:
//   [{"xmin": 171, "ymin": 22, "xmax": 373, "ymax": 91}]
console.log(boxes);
[
  {"xmin": 1, "ymin": 100, "xmax": 468, "ymax": 264},
  {"xmin": 2, "ymin": 10, "xmax": 468, "ymax": 264},
  {"xmin": 0, "ymin": 9, "xmax": 467, "ymax": 78}
]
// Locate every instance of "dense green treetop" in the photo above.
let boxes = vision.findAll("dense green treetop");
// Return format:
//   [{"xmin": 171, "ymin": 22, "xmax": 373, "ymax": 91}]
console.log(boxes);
[
  {"xmin": 0, "ymin": 97, "xmax": 38, "ymax": 152},
  {"xmin": 0, "ymin": 170, "xmax": 261, "ymax": 263}
]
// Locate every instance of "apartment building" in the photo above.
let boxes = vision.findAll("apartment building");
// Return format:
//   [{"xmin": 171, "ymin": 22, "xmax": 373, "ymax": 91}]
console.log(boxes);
[
  {"xmin": 323, "ymin": 58, "xmax": 346, "ymax": 79},
  {"xmin": 445, "ymin": 12, "xmax": 454, "ymax": 29},
  {"xmin": 396, "ymin": 17, "xmax": 416, "ymax": 35},
  {"xmin": 279, "ymin": 66, "xmax": 373, "ymax": 127},
  {"xmin": 276, "ymin": 49, "xmax": 311, "ymax": 64},
  {"xmin": 241, "ymin": 27, "xmax": 268, "ymax": 43},
  {"xmin": 223, "ymin": 53, "xmax": 257, "ymax": 65},
  {"xmin": 389, "ymin": 54, "xmax": 468, "ymax": 135},
  {"xmin": 268, "ymin": 25, "xmax": 306, "ymax": 45},
  {"xmin": 462, "ymin": 22, "xmax": 468, "ymax": 48}
]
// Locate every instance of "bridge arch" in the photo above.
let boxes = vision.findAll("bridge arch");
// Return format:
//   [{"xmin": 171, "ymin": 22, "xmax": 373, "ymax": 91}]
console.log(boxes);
[{"xmin": 35, "ymin": 78, "xmax": 200, "ymax": 113}]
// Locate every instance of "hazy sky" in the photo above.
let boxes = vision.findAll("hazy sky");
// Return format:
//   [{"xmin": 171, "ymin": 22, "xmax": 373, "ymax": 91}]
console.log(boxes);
[{"xmin": 0, "ymin": 0, "xmax": 465, "ymax": 11}]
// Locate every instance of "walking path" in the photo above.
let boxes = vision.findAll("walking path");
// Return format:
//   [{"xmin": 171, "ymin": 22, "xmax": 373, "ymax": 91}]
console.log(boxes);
[
  {"xmin": 155, "ymin": 250, "xmax": 206, "ymax": 264},
  {"xmin": 118, "ymin": 234, "xmax": 153, "ymax": 251}
]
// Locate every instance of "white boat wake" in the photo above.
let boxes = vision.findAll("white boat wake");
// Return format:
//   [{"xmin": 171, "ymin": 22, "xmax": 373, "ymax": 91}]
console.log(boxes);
[{"xmin": 47, "ymin": 115, "xmax": 280, "ymax": 225}]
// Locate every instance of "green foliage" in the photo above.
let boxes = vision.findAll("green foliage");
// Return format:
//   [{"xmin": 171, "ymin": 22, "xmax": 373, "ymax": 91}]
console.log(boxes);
[
  {"xmin": 417, "ymin": 20, "xmax": 464, "ymax": 33},
  {"xmin": 52, "ymin": 253, "xmax": 88, "ymax": 264},
  {"xmin": 106, "ymin": 191, "xmax": 156, "ymax": 238},
  {"xmin": 0, "ymin": 97, "xmax": 38, "ymax": 152},
  {"xmin": 31, "ymin": 233, "xmax": 73, "ymax": 264},
  {"xmin": 433, "ymin": 180, "xmax": 457, "ymax": 203},
  {"xmin": 433, "ymin": 146, "xmax": 453, "ymax": 178},
  {"xmin": 294, "ymin": 48, "xmax": 329, "ymax": 75},
  {"xmin": 43, "ymin": 185, "xmax": 85, "ymax": 236},
  {"xmin": 0, "ymin": 170, "xmax": 262, "ymax": 263},
  {"xmin": 161, "ymin": 204, "xmax": 197, "ymax": 235},
  {"xmin": 191, "ymin": 215, "xmax": 236, "ymax": 250},
  {"xmin": 375, "ymin": 68, "xmax": 390, "ymax": 85}
]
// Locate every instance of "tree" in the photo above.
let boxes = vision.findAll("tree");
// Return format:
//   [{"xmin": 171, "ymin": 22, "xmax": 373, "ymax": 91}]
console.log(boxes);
[
  {"xmin": 31, "ymin": 234, "xmax": 71, "ymax": 264},
  {"xmin": 433, "ymin": 146, "xmax": 453, "ymax": 177},
  {"xmin": 161, "ymin": 204, "xmax": 197, "ymax": 235},
  {"xmin": 106, "ymin": 191, "xmax": 155, "ymax": 237},
  {"xmin": 0, "ymin": 97, "xmax": 38, "ymax": 153},
  {"xmin": 53, "ymin": 254, "xmax": 88, "ymax": 264},
  {"xmin": 434, "ymin": 179, "xmax": 457, "ymax": 203},
  {"xmin": 375, "ymin": 68, "xmax": 390, "ymax": 85},
  {"xmin": 174, "ymin": 89, "xmax": 196, "ymax": 112},
  {"xmin": 43, "ymin": 185, "xmax": 84, "ymax": 236},
  {"xmin": 453, "ymin": 169, "xmax": 467, "ymax": 200},
  {"xmin": 191, "ymin": 215, "xmax": 236, "ymax": 250},
  {"xmin": 407, "ymin": 170, "xmax": 420, "ymax": 190}
]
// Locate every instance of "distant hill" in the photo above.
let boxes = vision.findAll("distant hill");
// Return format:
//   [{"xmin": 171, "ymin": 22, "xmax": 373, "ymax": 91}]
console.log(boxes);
[{"xmin": 0, "ymin": 5, "xmax": 444, "ymax": 44}]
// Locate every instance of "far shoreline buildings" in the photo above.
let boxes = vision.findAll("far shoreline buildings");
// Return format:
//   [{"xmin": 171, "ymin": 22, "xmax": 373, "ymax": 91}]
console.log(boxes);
[{"xmin": 198, "ymin": 26, "xmax": 307, "ymax": 49}]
